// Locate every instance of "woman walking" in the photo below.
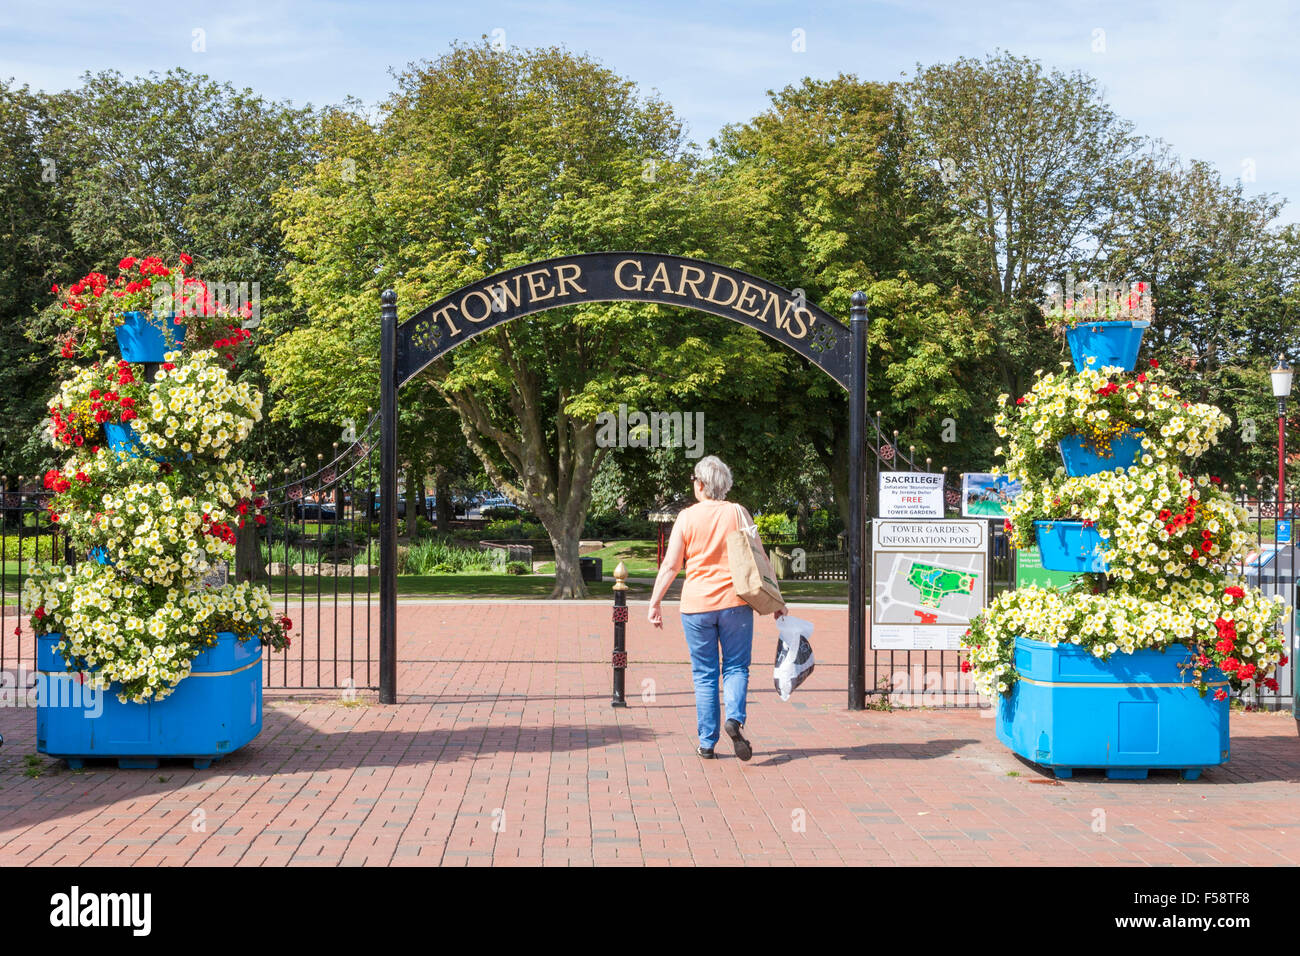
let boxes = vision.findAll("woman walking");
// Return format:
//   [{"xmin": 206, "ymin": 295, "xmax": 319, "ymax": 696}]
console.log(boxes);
[{"xmin": 647, "ymin": 455, "xmax": 786, "ymax": 760}]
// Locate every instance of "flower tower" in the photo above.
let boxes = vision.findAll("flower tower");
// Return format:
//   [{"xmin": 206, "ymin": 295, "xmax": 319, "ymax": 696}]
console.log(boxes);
[
  {"xmin": 23, "ymin": 255, "xmax": 290, "ymax": 769},
  {"xmin": 963, "ymin": 285, "xmax": 1288, "ymax": 780}
]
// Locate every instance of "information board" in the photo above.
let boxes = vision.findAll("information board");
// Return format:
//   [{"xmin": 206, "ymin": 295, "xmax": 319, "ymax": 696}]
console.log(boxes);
[
  {"xmin": 877, "ymin": 472, "xmax": 945, "ymax": 518},
  {"xmin": 871, "ymin": 519, "xmax": 988, "ymax": 650}
]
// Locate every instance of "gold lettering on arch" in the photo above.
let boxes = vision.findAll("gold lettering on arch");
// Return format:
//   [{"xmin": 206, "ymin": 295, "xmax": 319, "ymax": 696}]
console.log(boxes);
[
  {"xmin": 461, "ymin": 289, "xmax": 494, "ymax": 322},
  {"xmin": 643, "ymin": 261, "xmax": 676, "ymax": 295},
  {"xmin": 614, "ymin": 258, "xmax": 644, "ymax": 291},
  {"xmin": 704, "ymin": 272, "xmax": 739, "ymax": 307}
]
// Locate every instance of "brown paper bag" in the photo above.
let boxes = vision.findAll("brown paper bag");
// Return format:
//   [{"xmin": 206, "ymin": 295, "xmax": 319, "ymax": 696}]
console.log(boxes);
[{"xmin": 727, "ymin": 504, "xmax": 784, "ymax": 615}]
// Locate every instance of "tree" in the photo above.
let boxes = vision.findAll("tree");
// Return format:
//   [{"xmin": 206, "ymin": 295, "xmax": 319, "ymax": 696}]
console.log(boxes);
[
  {"xmin": 269, "ymin": 42, "xmax": 775, "ymax": 597},
  {"xmin": 714, "ymin": 75, "xmax": 995, "ymax": 525},
  {"xmin": 903, "ymin": 52, "xmax": 1141, "ymax": 396},
  {"xmin": 1092, "ymin": 143, "xmax": 1300, "ymax": 487},
  {"xmin": 33, "ymin": 69, "xmax": 317, "ymax": 480},
  {"xmin": 0, "ymin": 81, "xmax": 74, "ymax": 483}
]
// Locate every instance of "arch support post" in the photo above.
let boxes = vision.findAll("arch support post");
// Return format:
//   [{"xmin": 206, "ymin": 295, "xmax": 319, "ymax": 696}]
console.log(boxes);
[
  {"xmin": 379, "ymin": 289, "xmax": 399, "ymax": 704},
  {"xmin": 847, "ymin": 292, "xmax": 868, "ymax": 710}
]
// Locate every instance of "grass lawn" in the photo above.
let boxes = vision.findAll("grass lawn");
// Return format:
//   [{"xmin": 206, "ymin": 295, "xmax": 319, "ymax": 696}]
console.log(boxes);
[{"xmin": 534, "ymin": 539, "xmax": 672, "ymax": 577}]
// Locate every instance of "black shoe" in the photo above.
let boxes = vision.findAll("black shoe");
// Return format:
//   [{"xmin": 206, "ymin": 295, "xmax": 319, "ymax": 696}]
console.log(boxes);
[
  {"xmin": 696, "ymin": 746, "xmax": 715, "ymax": 759},
  {"xmin": 724, "ymin": 719, "xmax": 752, "ymax": 761}
]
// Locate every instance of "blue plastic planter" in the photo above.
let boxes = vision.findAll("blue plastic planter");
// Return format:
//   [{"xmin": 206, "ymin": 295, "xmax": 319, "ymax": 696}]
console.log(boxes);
[
  {"xmin": 1059, "ymin": 431, "xmax": 1145, "ymax": 477},
  {"xmin": 103, "ymin": 421, "xmax": 142, "ymax": 456},
  {"xmin": 36, "ymin": 631, "xmax": 263, "ymax": 769},
  {"xmin": 1065, "ymin": 320, "xmax": 1149, "ymax": 373},
  {"xmin": 114, "ymin": 312, "xmax": 185, "ymax": 363},
  {"xmin": 996, "ymin": 637, "xmax": 1229, "ymax": 779},
  {"xmin": 1034, "ymin": 519, "xmax": 1108, "ymax": 573}
]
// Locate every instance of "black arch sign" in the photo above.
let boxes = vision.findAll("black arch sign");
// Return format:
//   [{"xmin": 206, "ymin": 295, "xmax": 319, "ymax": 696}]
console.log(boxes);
[
  {"xmin": 394, "ymin": 252, "xmax": 852, "ymax": 390},
  {"xmin": 378, "ymin": 253, "xmax": 869, "ymax": 712}
]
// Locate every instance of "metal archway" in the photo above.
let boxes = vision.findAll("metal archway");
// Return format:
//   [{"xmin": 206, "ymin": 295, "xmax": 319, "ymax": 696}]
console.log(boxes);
[{"xmin": 377, "ymin": 252, "xmax": 869, "ymax": 709}]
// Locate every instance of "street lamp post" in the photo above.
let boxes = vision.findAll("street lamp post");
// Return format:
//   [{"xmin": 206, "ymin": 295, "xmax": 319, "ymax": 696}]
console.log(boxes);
[
  {"xmin": 1271, "ymin": 355, "xmax": 1292, "ymax": 514},
  {"xmin": 1269, "ymin": 356, "xmax": 1298, "ymax": 736}
]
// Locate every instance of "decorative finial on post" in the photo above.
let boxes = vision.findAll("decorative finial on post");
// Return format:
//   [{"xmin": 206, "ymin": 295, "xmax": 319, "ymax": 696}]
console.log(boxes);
[{"xmin": 610, "ymin": 561, "xmax": 629, "ymax": 707}]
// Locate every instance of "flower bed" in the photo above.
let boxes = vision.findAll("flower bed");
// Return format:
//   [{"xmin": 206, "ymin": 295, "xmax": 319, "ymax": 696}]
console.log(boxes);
[
  {"xmin": 964, "ymin": 283, "xmax": 1289, "ymax": 776},
  {"xmin": 23, "ymin": 258, "xmax": 289, "ymax": 722}
]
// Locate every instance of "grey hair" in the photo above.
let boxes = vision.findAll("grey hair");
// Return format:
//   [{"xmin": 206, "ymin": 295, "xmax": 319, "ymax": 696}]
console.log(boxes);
[{"xmin": 693, "ymin": 455, "xmax": 733, "ymax": 500}]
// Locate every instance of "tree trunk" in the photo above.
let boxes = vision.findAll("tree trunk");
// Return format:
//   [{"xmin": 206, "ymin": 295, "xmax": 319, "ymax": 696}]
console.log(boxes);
[
  {"xmin": 403, "ymin": 467, "xmax": 419, "ymax": 539},
  {"xmin": 546, "ymin": 522, "xmax": 586, "ymax": 598},
  {"xmin": 233, "ymin": 520, "xmax": 265, "ymax": 582},
  {"xmin": 435, "ymin": 466, "xmax": 452, "ymax": 533}
]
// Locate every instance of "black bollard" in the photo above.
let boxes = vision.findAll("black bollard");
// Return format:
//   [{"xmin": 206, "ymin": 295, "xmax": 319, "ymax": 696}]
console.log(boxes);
[{"xmin": 611, "ymin": 560, "xmax": 628, "ymax": 708}]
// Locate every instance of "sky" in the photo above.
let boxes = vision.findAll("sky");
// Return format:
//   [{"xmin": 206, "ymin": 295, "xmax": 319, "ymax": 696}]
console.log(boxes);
[{"xmin": 2, "ymin": 0, "xmax": 1296, "ymax": 223}]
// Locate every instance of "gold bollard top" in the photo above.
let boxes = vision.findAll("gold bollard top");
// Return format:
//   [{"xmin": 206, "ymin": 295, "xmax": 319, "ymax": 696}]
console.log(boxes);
[{"xmin": 612, "ymin": 560, "xmax": 628, "ymax": 591}]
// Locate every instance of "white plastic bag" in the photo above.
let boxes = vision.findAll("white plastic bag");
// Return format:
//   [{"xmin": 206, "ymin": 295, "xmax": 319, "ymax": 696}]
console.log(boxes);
[{"xmin": 773, "ymin": 614, "xmax": 815, "ymax": 701}]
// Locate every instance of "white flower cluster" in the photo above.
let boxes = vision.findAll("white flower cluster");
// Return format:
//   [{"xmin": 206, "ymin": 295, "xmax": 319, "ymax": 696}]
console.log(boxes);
[
  {"xmin": 131, "ymin": 349, "xmax": 263, "ymax": 459},
  {"xmin": 970, "ymin": 355, "xmax": 1287, "ymax": 699},
  {"xmin": 22, "ymin": 565, "xmax": 279, "ymax": 704},
  {"xmin": 966, "ymin": 583, "xmax": 1287, "ymax": 699},
  {"xmin": 1007, "ymin": 465, "xmax": 1249, "ymax": 583},
  {"xmin": 993, "ymin": 364, "xmax": 1229, "ymax": 485},
  {"xmin": 25, "ymin": 351, "xmax": 281, "ymax": 702}
]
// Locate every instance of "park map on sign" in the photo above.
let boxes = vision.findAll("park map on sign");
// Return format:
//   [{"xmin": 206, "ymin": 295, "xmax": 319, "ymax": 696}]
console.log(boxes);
[
  {"xmin": 906, "ymin": 562, "xmax": 977, "ymax": 609},
  {"xmin": 874, "ymin": 552, "xmax": 984, "ymax": 627}
]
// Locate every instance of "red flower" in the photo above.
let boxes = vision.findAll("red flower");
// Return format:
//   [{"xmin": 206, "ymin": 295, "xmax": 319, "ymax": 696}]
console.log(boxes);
[
  {"xmin": 1214, "ymin": 688, "xmax": 1228, "ymax": 701},
  {"xmin": 118, "ymin": 256, "xmax": 137, "ymax": 270},
  {"xmin": 960, "ymin": 660, "xmax": 971, "ymax": 673},
  {"xmin": 161, "ymin": 362, "xmax": 175, "ymax": 371},
  {"xmin": 1015, "ymin": 396, "xmax": 1026, "ymax": 405},
  {"xmin": 1149, "ymin": 358, "xmax": 1159, "ymax": 368},
  {"xmin": 1237, "ymin": 663, "xmax": 1256, "ymax": 681},
  {"xmin": 1264, "ymin": 678, "xmax": 1280, "ymax": 692},
  {"xmin": 34, "ymin": 606, "xmax": 45, "ymax": 620},
  {"xmin": 1220, "ymin": 657, "xmax": 1240, "ymax": 673},
  {"xmin": 1224, "ymin": 586, "xmax": 1245, "ymax": 601},
  {"xmin": 179, "ymin": 253, "xmax": 192, "ymax": 266}
]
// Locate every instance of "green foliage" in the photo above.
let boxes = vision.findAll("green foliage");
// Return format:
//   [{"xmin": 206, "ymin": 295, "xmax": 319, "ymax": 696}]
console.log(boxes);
[
  {"xmin": 483, "ymin": 518, "xmax": 545, "ymax": 540},
  {"xmin": 403, "ymin": 538, "xmax": 499, "ymax": 574},
  {"xmin": 269, "ymin": 41, "xmax": 778, "ymax": 597},
  {"xmin": 754, "ymin": 512, "xmax": 795, "ymax": 540},
  {"xmin": 582, "ymin": 512, "xmax": 656, "ymax": 540},
  {"xmin": 505, "ymin": 561, "xmax": 531, "ymax": 575}
]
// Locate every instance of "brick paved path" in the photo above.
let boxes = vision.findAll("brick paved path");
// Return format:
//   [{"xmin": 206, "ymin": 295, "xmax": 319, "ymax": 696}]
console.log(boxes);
[{"xmin": 1, "ymin": 601, "xmax": 1299, "ymax": 866}]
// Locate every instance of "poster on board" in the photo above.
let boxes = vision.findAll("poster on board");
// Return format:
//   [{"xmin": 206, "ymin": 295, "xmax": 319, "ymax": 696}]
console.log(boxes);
[
  {"xmin": 877, "ymin": 472, "xmax": 945, "ymax": 518},
  {"xmin": 961, "ymin": 473, "xmax": 1023, "ymax": 518},
  {"xmin": 871, "ymin": 519, "xmax": 988, "ymax": 650}
]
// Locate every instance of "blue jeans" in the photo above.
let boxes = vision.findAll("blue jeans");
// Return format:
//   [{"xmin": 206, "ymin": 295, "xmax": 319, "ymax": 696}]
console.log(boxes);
[{"xmin": 681, "ymin": 604, "xmax": 753, "ymax": 749}]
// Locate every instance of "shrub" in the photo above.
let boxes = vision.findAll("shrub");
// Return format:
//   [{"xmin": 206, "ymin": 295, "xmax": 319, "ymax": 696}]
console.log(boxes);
[
  {"xmin": 484, "ymin": 518, "xmax": 545, "ymax": 539},
  {"xmin": 755, "ymin": 511, "xmax": 795, "ymax": 540},
  {"xmin": 583, "ymin": 512, "xmax": 655, "ymax": 539},
  {"xmin": 505, "ymin": 561, "xmax": 531, "ymax": 575},
  {"xmin": 403, "ymin": 539, "xmax": 499, "ymax": 574},
  {"xmin": 483, "ymin": 505, "xmax": 534, "ymax": 521}
]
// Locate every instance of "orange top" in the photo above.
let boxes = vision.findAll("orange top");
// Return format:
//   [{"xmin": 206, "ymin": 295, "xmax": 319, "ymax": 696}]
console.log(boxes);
[{"xmin": 667, "ymin": 499, "xmax": 755, "ymax": 614}]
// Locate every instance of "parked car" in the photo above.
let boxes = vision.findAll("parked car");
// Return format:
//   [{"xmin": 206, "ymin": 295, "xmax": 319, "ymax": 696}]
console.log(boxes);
[
  {"xmin": 372, "ymin": 495, "xmax": 407, "ymax": 518},
  {"xmin": 294, "ymin": 501, "xmax": 338, "ymax": 521}
]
